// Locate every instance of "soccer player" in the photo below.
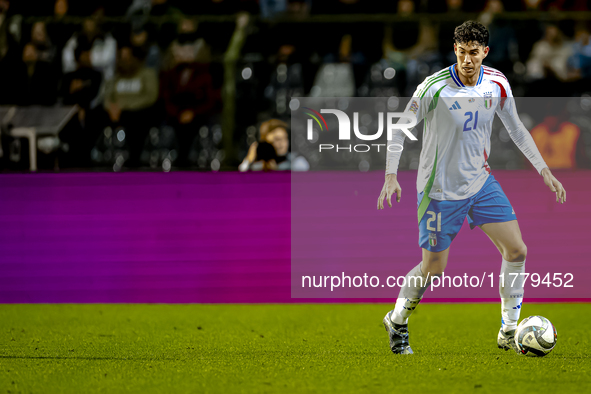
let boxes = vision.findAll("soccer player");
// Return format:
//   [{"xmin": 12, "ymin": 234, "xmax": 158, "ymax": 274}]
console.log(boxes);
[{"xmin": 377, "ymin": 20, "xmax": 566, "ymax": 354}]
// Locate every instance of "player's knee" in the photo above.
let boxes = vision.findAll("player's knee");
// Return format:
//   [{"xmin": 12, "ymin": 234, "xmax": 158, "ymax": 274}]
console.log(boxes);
[
  {"xmin": 503, "ymin": 243, "xmax": 527, "ymax": 262},
  {"xmin": 421, "ymin": 259, "xmax": 446, "ymax": 277}
]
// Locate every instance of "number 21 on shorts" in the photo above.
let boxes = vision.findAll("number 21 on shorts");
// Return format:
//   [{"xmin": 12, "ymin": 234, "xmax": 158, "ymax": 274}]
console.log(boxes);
[{"xmin": 426, "ymin": 210, "xmax": 441, "ymax": 232}]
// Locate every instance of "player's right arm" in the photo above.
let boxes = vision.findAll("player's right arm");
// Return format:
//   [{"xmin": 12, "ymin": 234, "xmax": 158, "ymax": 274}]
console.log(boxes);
[{"xmin": 378, "ymin": 80, "xmax": 431, "ymax": 209}]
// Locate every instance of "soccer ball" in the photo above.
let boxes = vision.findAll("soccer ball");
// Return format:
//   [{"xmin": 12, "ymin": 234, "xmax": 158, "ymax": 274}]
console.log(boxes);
[{"xmin": 515, "ymin": 315, "xmax": 557, "ymax": 357}]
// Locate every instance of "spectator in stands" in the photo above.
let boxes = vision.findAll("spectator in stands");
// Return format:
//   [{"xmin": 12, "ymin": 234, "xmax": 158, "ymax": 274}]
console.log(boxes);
[
  {"xmin": 103, "ymin": 45, "xmax": 159, "ymax": 167},
  {"xmin": 126, "ymin": 0, "xmax": 151, "ymax": 20},
  {"xmin": 30, "ymin": 21, "xmax": 56, "ymax": 65},
  {"xmin": 478, "ymin": 0, "xmax": 519, "ymax": 72},
  {"xmin": 361, "ymin": 2, "xmax": 441, "ymax": 99},
  {"xmin": 526, "ymin": 24, "xmax": 572, "ymax": 82},
  {"xmin": 0, "ymin": 1, "xmax": 20, "ymax": 105},
  {"xmin": 567, "ymin": 23, "xmax": 591, "ymax": 91},
  {"xmin": 0, "ymin": 0, "xmax": 20, "ymax": 63},
  {"xmin": 259, "ymin": 0, "xmax": 287, "ymax": 18},
  {"xmin": 268, "ymin": 123, "xmax": 309, "ymax": 171},
  {"xmin": 54, "ymin": 0, "xmax": 68, "ymax": 19},
  {"xmin": 438, "ymin": 0, "xmax": 471, "ymax": 63},
  {"xmin": 250, "ymin": 119, "xmax": 291, "ymax": 171},
  {"xmin": 92, "ymin": 1, "xmax": 130, "ymax": 17},
  {"xmin": 62, "ymin": 16, "xmax": 117, "ymax": 81},
  {"xmin": 130, "ymin": 26, "xmax": 161, "ymax": 71},
  {"xmin": 46, "ymin": 0, "xmax": 77, "ymax": 64},
  {"xmin": 0, "ymin": 15, "xmax": 58, "ymax": 105},
  {"xmin": 524, "ymin": 0, "xmax": 542, "ymax": 10},
  {"xmin": 239, "ymin": 119, "xmax": 308, "ymax": 171},
  {"xmin": 392, "ymin": 0, "xmax": 420, "ymax": 53},
  {"xmin": 359, "ymin": 24, "xmax": 407, "ymax": 98},
  {"xmin": 239, "ymin": 118, "xmax": 285, "ymax": 171},
  {"xmin": 127, "ymin": 0, "xmax": 182, "ymax": 30},
  {"xmin": 521, "ymin": 0, "xmax": 569, "ymax": 11},
  {"xmin": 446, "ymin": 0, "xmax": 464, "ymax": 12},
  {"xmin": 264, "ymin": 44, "xmax": 304, "ymax": 116},
  {"xmin": 162, "ymin": 17, "xmax": 208, "ymax": 71},
  {"xmin": 59, "ymin": 44, "xmax": 103, "ymax": 167},
  {"xmin": 309, "ymin": 34, "xmax": 356, "ymax": 97},
  {"xmin": 13, "ymin": 42, "xmax": 59, "ymax": 105},
  {"xmin": 160, "ymin": 21, "xmax": 216, "ymax": 167},
  {"xmin": 61, "ymin": 44, "xmax": 102, "ymax": 115},
  {"xmin": 526, "ymin": 24, "xmax": 574, "ymax": 96},
  {"xmin": 372, "ymin": 3, "xmax": 441, "ymax": 96}
]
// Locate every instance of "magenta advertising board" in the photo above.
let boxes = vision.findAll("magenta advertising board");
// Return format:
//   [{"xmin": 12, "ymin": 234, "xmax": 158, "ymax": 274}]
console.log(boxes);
[{"xmin": 0, "ymin": 170, "xmax": 589, "ymax": 302}]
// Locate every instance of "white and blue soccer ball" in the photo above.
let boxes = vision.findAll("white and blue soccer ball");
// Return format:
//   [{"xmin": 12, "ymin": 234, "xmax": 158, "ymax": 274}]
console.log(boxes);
[{"xmin": 515, "ymin": 315, "xmax": 557, "ymax": 357}]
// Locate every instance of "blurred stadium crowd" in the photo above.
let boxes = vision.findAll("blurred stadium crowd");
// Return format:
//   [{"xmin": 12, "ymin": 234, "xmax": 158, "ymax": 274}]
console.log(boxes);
[{"xmin": 0, "ymin": 0, "xmax": 591, "ymax": 171}]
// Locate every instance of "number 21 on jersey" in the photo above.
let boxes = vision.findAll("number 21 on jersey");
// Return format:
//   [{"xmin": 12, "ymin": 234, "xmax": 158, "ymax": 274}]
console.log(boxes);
[
  {"xmin": 463, "ymin": 111, "xmax": 479, "ymax": 132},
  {"xmin": 426, "ymin": 211, "xmax": 442, "ymax": 232}
]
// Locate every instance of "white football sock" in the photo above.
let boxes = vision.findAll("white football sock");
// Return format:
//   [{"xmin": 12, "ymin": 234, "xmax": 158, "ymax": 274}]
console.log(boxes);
[
  {"xmin": 391, "ymin": 262, "xmax": 433, "ymax": 325},
  {"xmin": 499, "ymin": 258, "xmax": 525, "ymax": 332}
]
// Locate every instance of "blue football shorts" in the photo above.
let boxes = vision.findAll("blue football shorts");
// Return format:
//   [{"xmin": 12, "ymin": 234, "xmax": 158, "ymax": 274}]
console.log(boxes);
[{"xmin": 417, "ymin": 174, "xmax": 516, "ymax": 252}]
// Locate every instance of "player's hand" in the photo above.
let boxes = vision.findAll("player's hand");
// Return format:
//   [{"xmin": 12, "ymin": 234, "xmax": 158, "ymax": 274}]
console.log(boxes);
[
  {"xmin": 541, "ymin": 167, "xmax": 566, "ymax": 204},
  {"xmin": 377, "ymin": 174, "xmax": 402, "ymax": 209}
]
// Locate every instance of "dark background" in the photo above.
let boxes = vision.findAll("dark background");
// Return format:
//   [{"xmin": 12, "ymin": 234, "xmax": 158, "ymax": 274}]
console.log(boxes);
[{"xmin": 1, "ymin": 0, "xmax": 591, "ymax": 171}]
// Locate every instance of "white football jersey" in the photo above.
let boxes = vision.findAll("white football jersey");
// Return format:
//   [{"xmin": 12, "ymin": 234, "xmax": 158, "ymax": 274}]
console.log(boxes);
[{"xmin": 386, "ymin": 64, "xmax": 547, "ymax": 201}]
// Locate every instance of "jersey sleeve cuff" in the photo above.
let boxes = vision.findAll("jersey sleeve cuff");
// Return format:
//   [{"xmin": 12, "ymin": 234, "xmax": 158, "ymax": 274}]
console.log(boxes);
[{"xmin": 534, "ymin": 163, "xmax": 549, "ymax": 174}]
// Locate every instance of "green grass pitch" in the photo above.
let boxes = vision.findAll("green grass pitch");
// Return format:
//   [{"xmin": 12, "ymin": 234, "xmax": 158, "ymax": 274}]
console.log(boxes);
[{"xmin": 0, "ymin": 303, "xmax": 589, "ymax": 393}]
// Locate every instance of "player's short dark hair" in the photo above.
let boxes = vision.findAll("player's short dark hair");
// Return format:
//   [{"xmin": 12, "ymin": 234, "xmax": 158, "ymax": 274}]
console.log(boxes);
[{"xmin": 454, "ymin": 20, "xmax": 489, "ymax": 47}]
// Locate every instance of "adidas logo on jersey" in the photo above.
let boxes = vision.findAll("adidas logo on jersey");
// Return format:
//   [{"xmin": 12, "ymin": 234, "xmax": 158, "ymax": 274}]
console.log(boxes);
[{"xmin": 449, "ymin": 101, "xmax": 462, "ymax": 110}]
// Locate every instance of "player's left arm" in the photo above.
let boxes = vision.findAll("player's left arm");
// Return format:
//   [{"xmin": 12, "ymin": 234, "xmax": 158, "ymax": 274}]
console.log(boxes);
[
  {"xmin": 540, "ymin": 167, "xmax": 565, "ymax": 203},
  {"xmin": 495, "ymin": 81, "xmax": 566, "ymax": 204}
]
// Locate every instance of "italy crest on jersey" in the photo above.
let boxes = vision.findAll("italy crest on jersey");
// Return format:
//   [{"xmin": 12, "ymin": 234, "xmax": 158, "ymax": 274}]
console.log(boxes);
[
  {"xmin": 484, "ymin": 92, "xmax": 493, "ymax": 110},
  {"xmin": 428, "ymin": 233, "xmax": 437, "ymax": 247}
]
